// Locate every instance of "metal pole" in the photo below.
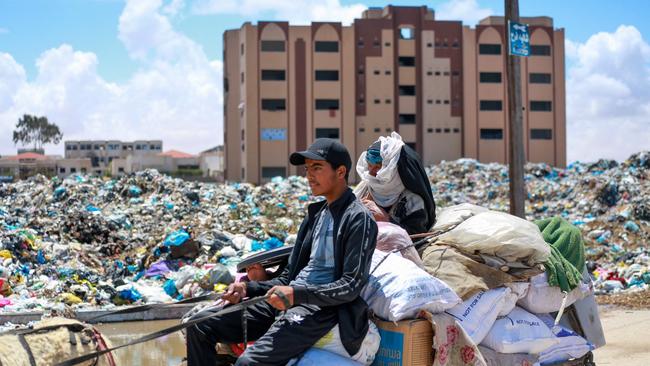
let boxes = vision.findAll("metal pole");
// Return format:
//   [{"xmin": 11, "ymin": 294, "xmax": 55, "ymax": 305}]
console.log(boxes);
[{"xmin": 505, "ymin": 0, "xmax": 527, "ymax": 218}]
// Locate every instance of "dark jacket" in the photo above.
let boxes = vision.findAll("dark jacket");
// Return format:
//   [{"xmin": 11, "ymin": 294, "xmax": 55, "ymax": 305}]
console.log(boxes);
[
  {"xmin": 246, "ymin": 188, "xmax": 378, "ymax": 356},
  {"xmin": 395, "ymin": 144, "xmax": 436, "ymax": 234}
]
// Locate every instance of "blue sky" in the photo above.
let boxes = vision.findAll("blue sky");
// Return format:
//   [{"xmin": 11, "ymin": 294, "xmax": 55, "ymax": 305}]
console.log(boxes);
[{"xmin": 1, "ymin": 0, "xmax": 649, "ymax": 162}]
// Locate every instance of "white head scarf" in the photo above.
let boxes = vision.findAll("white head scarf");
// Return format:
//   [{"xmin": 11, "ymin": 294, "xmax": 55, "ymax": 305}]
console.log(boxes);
[{"xmin": 354, "ymin": 132, "xmax": 406, "ymax": 207}]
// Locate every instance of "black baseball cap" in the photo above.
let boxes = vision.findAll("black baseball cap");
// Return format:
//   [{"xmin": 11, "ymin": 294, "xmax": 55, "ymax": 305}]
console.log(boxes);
[{"xmin": 290, "ymin": 138, "xmax": 352, "ymax": 173}]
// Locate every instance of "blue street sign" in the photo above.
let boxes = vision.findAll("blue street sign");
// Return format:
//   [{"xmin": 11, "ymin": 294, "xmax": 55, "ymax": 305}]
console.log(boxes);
[{"xmin": 509, "ymin": 21, "xmax": 530, "ymax": 56}]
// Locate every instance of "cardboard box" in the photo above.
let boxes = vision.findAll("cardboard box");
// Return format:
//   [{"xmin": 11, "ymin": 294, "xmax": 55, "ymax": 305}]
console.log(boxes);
[{"xmin": 371, "ymin": 318, "xmax": 434, "ymax": 366}]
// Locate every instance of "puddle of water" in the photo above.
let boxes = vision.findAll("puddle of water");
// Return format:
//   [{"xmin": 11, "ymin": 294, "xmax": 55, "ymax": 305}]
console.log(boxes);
[{"xmin": 97, "ymin": 320, "xmax": 186, "ymax": 366}]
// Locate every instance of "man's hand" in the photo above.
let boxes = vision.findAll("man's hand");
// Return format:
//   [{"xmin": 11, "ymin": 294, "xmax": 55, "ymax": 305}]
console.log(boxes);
[
  {"xmin": 222, "ymin": 282, "xmax": 247, "ymax": 304},
  {"xmin": 266, "ymin": 286, "xmax": 294, "ymax": 310}
]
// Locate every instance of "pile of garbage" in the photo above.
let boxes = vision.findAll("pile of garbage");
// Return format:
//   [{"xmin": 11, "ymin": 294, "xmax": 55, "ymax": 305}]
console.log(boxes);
[
  {"xmin": 0, "ymin": 151, "xmax": 647, "ymax": 314},
  {"xmin": 428, "ymin": 151, "xmax": 649, "ymax": 296},
  {"xmin": 0, "ymin": 171, "xmax": 315, "ymax": 312}
]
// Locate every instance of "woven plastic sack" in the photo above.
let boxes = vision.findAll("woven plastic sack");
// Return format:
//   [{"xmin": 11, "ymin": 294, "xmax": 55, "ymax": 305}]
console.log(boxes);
[
  {"xmin": 313, "ymin": 321, "xmax": 380, "ymax": 365},
  {"xmin": 537, "ymin": 314, "xmax": 594, "ymax": 365},
  {"xmin": 436, "ymin": 211, "xmax": 550, "ymax": 265},
  {"xmin": 446, "ymin": 287, "xmax": 510, "ymax": 344},
  {"xmin": 293, "ymin": 348, "xmax": 363, "ymax": 366},
  {"xmin": 375, "ymin": 222, "xmax": 423, "ymax": 268},
  {"xmin": 480, "ymin": 307, "xmax": 559, "ymax": 354},
  {"xmin": 517, "ymin": 273, "xmax": 592, "ymax": 314},
  {"xmin": 361, "ymin": 250, "xmax": 460, "ymax": 321}
]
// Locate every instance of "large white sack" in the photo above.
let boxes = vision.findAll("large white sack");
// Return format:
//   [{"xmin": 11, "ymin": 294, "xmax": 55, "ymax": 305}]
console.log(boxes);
[
  {"xmin": 313, "ymin": 321, "xmax": 380, "ymax": 366},
  {"xmin": 481, "ymin": 307, "xmax": 559, "ymax": 354},
  {"xmin": 436, "ymin": 211, "xmax": 551, "ymax": 264},
  {"xmin": 537, "ymin": 314, "xmax": 594, "ymax": 365},
  {"xmin": 433, "ymin": 203, "xmax": 489, "ymax": 232},
  {"xmin": 517, "ymin": 273, "xmax": 592, "ymax": 314},
  {"xmin": 375, "ymin": 222, "xmax": 423, "ymax": 268},
  {"xmin": 446, "ymin": 287, "xmax": 510, "ymax": 344},
  {"xmin": 361, "ymin": 250, "xmax": 460, "ymax": 321},
  {"xmin": 292, "ymin": 348, "xmax": 364, "ymax": 366},
  {"xmin": 501, "ymin": 283, "xmax": 529, "ymax": 316}
]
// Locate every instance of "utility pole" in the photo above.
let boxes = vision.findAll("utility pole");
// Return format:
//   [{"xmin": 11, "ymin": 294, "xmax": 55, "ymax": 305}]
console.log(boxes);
[{"xmin": 505, "ymin": 0, "xmax": 527, "ymax": 218}]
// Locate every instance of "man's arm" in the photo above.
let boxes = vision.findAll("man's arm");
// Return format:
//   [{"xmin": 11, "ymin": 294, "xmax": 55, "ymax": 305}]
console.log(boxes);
[
  {"xmin": 245, "ymin": 220, "xmax": 307, "ymax": 297},
  {"xmin": 292, "ymin": 209, "xmax": 377, "ymax": 307}
]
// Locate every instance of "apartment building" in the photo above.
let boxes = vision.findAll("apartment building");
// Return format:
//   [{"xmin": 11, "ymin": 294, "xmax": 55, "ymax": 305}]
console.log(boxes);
[
  {"xmin": 223, "ymin": 5, "xmax": 566, "ymax": 184},
  {"xmin": 64, "ymin": 140, "xmax": 163, "ymax": 176}
]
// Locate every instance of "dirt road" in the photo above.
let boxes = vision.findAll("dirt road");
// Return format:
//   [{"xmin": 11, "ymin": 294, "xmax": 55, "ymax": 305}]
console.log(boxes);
[{"xmin": 593, "ymin": 307, "xmax": 650, "ymax": 365}]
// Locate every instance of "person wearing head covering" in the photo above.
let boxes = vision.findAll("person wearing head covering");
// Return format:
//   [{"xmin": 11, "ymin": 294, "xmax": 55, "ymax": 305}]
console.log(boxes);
[{"xmin": 354, "ymin": 132, "xmax": 436, "ymax": 235}]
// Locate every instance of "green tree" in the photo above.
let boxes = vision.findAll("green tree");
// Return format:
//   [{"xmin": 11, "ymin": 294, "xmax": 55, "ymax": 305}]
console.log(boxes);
[{"xmin": 12, "ymin": 114, "xmax": 63, "ymax": 150}]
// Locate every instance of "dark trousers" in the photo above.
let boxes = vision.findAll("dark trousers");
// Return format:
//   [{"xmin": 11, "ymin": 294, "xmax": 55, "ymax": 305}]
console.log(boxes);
[{"xmin": 186, "ymin": 301, "xmax": 337, "ymax": 366}]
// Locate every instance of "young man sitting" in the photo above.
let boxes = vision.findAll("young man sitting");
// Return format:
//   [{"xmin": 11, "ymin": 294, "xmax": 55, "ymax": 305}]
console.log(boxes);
[{"xmin": 185, "ymin": 138, "xmax": 378, "ymax": 366}]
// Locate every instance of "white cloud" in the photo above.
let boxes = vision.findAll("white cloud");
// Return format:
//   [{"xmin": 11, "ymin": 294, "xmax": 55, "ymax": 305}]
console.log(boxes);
[
  {"xmin": 566, "ymin": 25, "xmax": 650, "ymax": 162},
  {"xmin": 0, "ymin": 27, "xmax": 8, "ymax": 34},
  {"xmin": 436, "ymin": 0, "xmax": 493, "ymax": 25},
  {"xmin": 0, "ymin": 0, "xmax": 222, "ymax": 156},
  {"xmin": 192, "ymin": 0, "xmax": 367, "ymax": 25}
]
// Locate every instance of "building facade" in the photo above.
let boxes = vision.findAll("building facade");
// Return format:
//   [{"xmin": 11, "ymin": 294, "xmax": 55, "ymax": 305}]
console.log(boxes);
[
  {"xmin": 223, "ymin": 6, "xmax": 566, "ymax": 184},
  {"xmin": 64, "ymin": 140, "xmax": 163, "ymax": 176}
]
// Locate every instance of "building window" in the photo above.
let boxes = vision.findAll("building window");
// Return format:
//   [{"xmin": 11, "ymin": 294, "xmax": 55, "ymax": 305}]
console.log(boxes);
[
  {"xmin": 398, "ymin": 85, "xmax": 416, "ymax": 96},
  {"xmin": 435, "ymin": 128, "xmax": 442, "ymax": 133},
  {"xmin": 315, "ymin": 128, "xmax": 339, "ymax": 139},
  {"xmin": 444, "ymin": 128, "xmax": 450, "ymax": 133},
  {"xmin": 529, "ymin": 73, "xmax": 552, "ymax": 84},
  {"xmin": 385, "ymin": 70, "xmax": 391, "ymax": 75},
  {"xmin": 427, "ymin": 128, "xmax": 433, "ymax": 133},
  {"xmin": 118, "ymin": 167, "xmax": 125, "ymax": 173},
  {"xmin": 358, "ymin": 68, "xmax": 364, "ymax": 75},
  {"xmin": 530, "ymin": 101, "xmax": 553, "ymax": 111},
  {"xmin": 398, "ymin": 114, "xmax": 416, "ymax": 124},
  {"xmin": 530, "ymin": 45, "xmax": 551, "ymax": 56},
  {"xmin": 427, "ymin": 42, "xmax": 433, "ymax": 48},
  {"xmin": 80, "ymin": 145, "xmax": 86, "ymax": 151},
  {"xmin": 240, "ymin": 44, "xmax": 244, "ymax": 55},
  {"xmin": 373, "ymin": 40, "xmax": 381, "ymax": 48},
  {"xmin": 385, "ymin": 128, "xmax": 391, "ymax": 132},
  {"xmin": 66, "ymin": 145, "xmax": 71, "ymax": 150},
  {"xmin": 261, "ymin": 99, "xmax": 286, "ymax": 111},
  {"xmin": 357, "ymin": 39, "xmax": 364, "ymax": 48},
  {"xmin": 385, "ymin": 99, "xmax": 391, "ymax": 104},
  {"xmin": 315, "ymin": 41, "xmax": 339, "ymax": 52},
  {"xmin": 59, "ymin": 167, "xmax": 66, "ymax": 173},
  {"xmin": 480, "ymin": 128, "xmax": 503, "ymax": 140},
  {"xmin": 315, "ymin": 99, "xmax": 339, "ymax": 110},
  {"xmin": 426, "ymin": 71, "xmax": 433, "ymax": 76},
  {"xmin": 453, "ymin": 128, "xmax": 460, "ymax": 133},
  {"xmin": 241, "ymin": 72, "xmax": 244, "ymax": 83},
  {"xmin": 242, "ymin": 168, "xmax": 245, "ymax": 179},
  {"xmin": 359, "ymin": 127, "xmax": 365, "ymax": 132},
  {"xmin": 374, "ymin": 99, "xmax": 381, "ymax": 104},
  {"xmin": 531, "ymin": 128, "xmax": 553, "ymax": 140},
  {"xmin": 479, "ymin": 43, "xmax": 501, "ymax": 55},
  {"xmin": 135, "ymin": 145, "xmax": 141, "ymax": 150},
  {"xmin": 443, "ymin": 100, "xmax": 450, "ymax": 105},
  {"xmin": 443, "ymin": 71, "xmax": 450, "ymax": 76},
  {"xmin": 435, "ymin": 71, "xmax": 441, "ymax": 76},
  {"xmin": 262, "ymin": 167, "xmax": 287, "ymax": 178},
  {"xmin": 452, "ymin": 41, "xmax": 460, "ymax": 48},
  {"xmin": 479, "ymin": 72, "xmax": 502, "ymax": 83},
  {"xmin": 480, "ymin": 100, "xmax": 503, "ymax": 111},
  {"xmin": 399, "ymin": 27, "xmax": 414, "ymax": 40},
  {"xmin": 315, "ymin": 70, "xmax": 339, "ymax": 81},
  {"xmin": 358, "ymin": 97, "xmax": 365, "ymax": 104},
  {"xmin": 384, "ymin": 42, "xmax": 391, "ymax": 47},
  {"xmin": 427, "ymin": 99, "xmax": 433, "ymax": 104},
  {"xmin": 436, "ymin": 100, "xmax": 441, "ymax": 104},
  {"xmin": 398, "ymin": 56, "xmax": 415, "ymax": 67},
  {"xmin": 374, "ymin": 128, "xmax": 381, "ymax": 133},
  {"xmin": 405, "ymin": 142, "xmax": 416, "ymax": 151},
  {"xmin": 261, "ymin": 40, "xmax": 285, "ymax": 52},
  {"xmin": 261, "ymin": 70, "xmax": 286, "ymax": 81},
  {"xmin": 373, "ymin": 70, "xmax": 380, "ymax": 75},
  {"xmin": 72, "ymin": 145, "xmax": 78, "ymax": 150},
  {"xmin": 81, "ymin": 168, "xmax": 87, "ymax": 173},
  {"xmin": 70, "ymin": 168, "xmax": 77, "ymax": 173}
]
